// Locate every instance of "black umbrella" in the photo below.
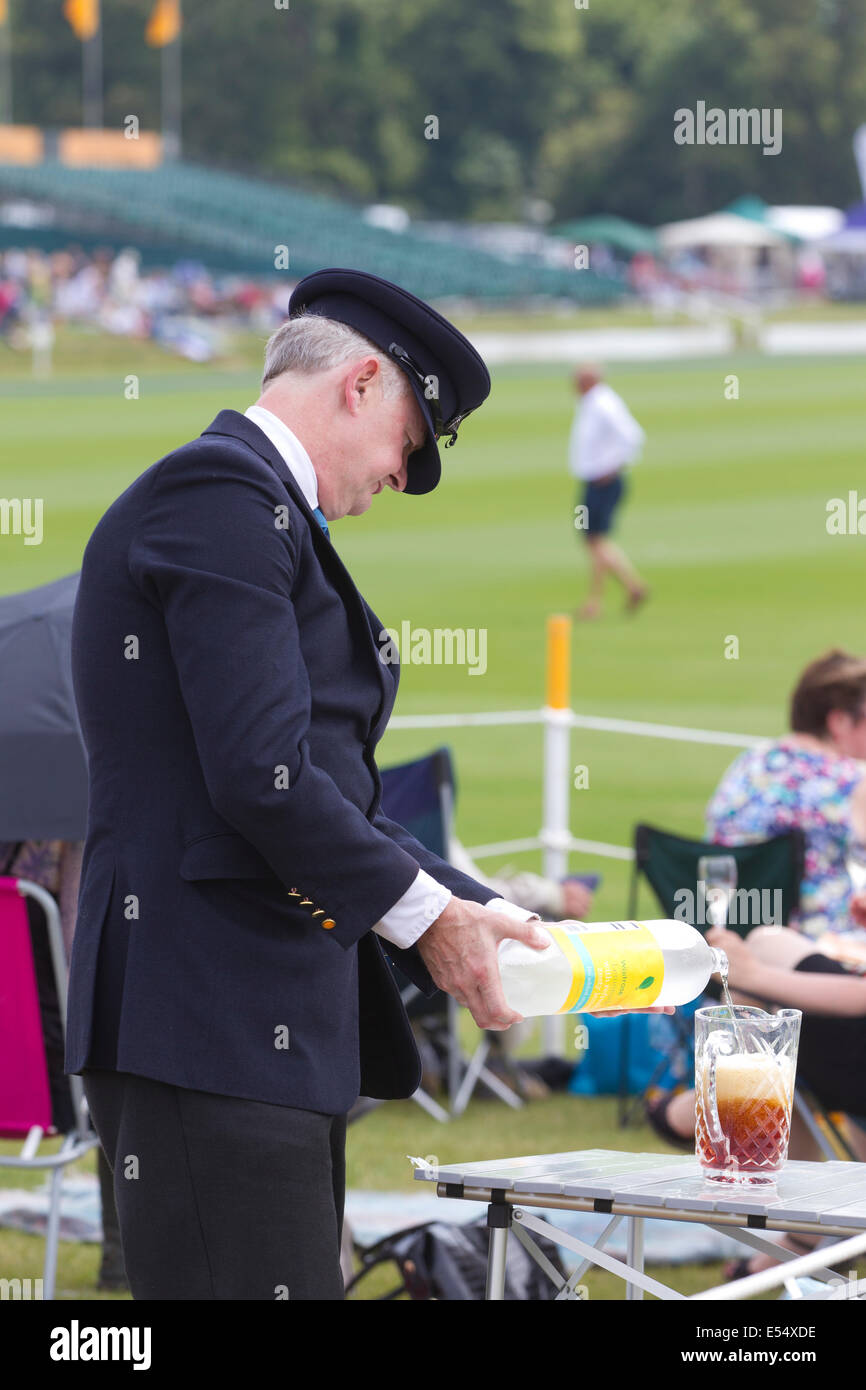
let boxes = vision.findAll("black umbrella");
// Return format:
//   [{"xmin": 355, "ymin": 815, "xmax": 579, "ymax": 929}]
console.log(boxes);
[{"xmin": 0, "ymin": 572, "xmax": 88, "ymax": 840}]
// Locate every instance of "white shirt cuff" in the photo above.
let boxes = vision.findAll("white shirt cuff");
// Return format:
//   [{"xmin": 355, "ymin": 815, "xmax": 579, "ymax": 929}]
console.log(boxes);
[
  {"xmin": 372, "ymin": 883, "xmax": 543, "ymax": 952},
  {"xmin": 372, "ymin": 869, "xmax": 452, "ymax": 949}
]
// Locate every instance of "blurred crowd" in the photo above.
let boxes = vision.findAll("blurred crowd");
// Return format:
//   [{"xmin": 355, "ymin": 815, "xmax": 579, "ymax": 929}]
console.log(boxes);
[{"xmin": 0, "ymin": 245, "xmax": 290, "ymax": 362}]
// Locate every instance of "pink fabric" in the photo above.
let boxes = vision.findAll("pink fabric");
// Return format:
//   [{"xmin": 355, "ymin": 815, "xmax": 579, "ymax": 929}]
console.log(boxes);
[{"xmin": 0, "ymin": 876, "xmax": 53, "ymax": 1138}]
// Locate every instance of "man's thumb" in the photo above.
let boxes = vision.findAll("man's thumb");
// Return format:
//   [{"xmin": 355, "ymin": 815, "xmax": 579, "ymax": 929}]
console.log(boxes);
[{"xmin": 513, "ymin": 919, "xmax": 551, "ymax": 951}]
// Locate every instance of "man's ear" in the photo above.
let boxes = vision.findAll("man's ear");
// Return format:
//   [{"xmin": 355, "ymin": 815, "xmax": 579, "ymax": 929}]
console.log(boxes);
[{"xmin": 343, "ymin": 356, "xmax": 382, "ymax": 417}]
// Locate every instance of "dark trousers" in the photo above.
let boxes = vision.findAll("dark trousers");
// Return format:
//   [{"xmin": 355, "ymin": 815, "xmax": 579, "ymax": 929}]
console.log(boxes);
[{"xmin": 82, "ymin": 1068, "xmax": 347, "ymax": 1300}]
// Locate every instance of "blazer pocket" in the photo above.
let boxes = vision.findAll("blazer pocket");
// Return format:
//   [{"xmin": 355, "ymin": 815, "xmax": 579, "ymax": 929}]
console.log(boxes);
[{"xmin": 179, "ymin": 832, "xmax": 278, "ymax": 881}]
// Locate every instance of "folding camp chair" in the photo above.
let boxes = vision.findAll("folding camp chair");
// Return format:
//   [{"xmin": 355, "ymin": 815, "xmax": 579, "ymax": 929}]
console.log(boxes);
[
  {"xmin": 0, "ymin": 875, "xmax": 100, "ymax": 1299},
  {"xmin": 379, "ymin": 747, "xmax": 523, "ymax": 1119},
  {"xmin": 792, "ymin": 1084, "xmax": 861, "ymax": 1162},
  {"xmin": 618, "ymin": 822, "xmax": 805, "ymax": 1129}
]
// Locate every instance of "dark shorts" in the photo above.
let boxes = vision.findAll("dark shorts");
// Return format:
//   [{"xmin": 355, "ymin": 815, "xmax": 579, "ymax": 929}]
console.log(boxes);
[
  {"xmin": 792, "ymin": 954, "xmax": 866, "ymax": 1118},
  {"xmin": 579, "ymin": 474, "xmax": 625, "ymax": 536}
]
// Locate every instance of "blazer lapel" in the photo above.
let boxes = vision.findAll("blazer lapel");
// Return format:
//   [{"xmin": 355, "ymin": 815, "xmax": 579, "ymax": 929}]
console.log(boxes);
[{"xmin": 200, "ymin": 410, "xmax": 396, "ymax": 727}]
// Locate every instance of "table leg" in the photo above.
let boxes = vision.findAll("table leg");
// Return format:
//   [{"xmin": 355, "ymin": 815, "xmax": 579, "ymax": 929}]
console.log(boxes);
[
  {"xmin": 626, "ymin": 1217, "xmax": 645, "ymax": 1301},
  {"xmin": 486, "ymin": 1226, "xmax": 510, "ymax": 1300},
  {"xmin": 485, "ymin": 1199, "xmax": 513, "ymax": 1300},
  {"xmin": 515, "ymin": 1209, "xmax": 684, "ymax": 1300}
]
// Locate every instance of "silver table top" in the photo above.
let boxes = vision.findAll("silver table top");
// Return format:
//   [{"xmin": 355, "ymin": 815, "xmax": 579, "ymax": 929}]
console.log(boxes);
[{"xmin": 413, "ymin": 1148, "xmax": 866, "ymax": 1228}]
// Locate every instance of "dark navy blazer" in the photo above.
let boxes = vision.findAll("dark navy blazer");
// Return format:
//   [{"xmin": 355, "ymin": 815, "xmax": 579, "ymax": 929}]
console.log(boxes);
[{"xmin": 64, "ymin": 409, "xmax": 497, "ymax": 1113}]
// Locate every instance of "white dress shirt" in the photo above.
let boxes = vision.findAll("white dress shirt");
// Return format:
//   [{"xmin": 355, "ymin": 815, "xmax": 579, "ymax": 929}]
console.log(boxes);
[
  {"xmin": 245, "ymin": 404, "xmax": 320, "ymax": 510},
  {"xmin": 244, "ymin": 405, "xmax": 537, "ymax": 948},
  {"xmin": 569, "ymin": 382, "xmax": 645, "ymax": 482}
]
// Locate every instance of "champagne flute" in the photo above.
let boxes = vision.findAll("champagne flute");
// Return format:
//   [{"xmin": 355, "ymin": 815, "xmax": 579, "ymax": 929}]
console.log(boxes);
[
  {"xmin": 698, "ymin": 854, "xmax": 738, "ymax": 929},
  {"xmin": 698, "ymin": 854, "xmax": 743, "ymax": 1047}
]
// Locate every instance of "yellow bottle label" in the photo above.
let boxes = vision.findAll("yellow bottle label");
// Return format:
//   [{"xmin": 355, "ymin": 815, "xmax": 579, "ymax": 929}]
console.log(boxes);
[{"xmin": 549, "ymin": 921, "xmax": 665, "ymax": 1012}]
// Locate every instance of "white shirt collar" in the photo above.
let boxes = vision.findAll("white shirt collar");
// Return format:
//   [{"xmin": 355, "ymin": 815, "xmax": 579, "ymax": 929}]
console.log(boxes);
[{"xmin": 244, "ymin": 404, "xmax": 319, "ymax": 512}]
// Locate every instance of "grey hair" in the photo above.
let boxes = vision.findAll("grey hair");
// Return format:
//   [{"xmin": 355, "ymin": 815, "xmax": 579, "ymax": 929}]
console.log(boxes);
[{"xmin": 262, "ymin": 311, "xmax": 411, "ymax": 400}]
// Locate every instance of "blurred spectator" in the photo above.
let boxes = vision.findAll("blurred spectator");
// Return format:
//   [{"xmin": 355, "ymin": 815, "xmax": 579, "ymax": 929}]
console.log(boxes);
[
  {"xmin": 0, "ymin": 243, "xmax": 290, "ymax": 363},
  {"xmin": 449, "ymin": 836, "xmax": 595, "ymax": 920},
  {"xmin": 569, "ymin": 364, "xmax": 649, "ymax": 620},
  {"xmin": 706, "ymin": 649, "xmax": 866, "ymax": 942}
]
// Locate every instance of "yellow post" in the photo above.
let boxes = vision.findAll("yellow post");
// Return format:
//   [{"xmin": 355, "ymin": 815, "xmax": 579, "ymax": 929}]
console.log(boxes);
[
  {"xmin": 543, "ymin": 613, "xmax": 572, "ymax": 1058},
  {"xmin": 546, "ymin": 614, "xmax": 571, "ymax": 710}
]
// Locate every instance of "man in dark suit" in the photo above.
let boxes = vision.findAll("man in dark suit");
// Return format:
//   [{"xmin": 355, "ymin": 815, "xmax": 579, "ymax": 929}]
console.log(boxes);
[{"xmin": 66, "ymin": 269, "xmax": 665, "ymax": 1300}]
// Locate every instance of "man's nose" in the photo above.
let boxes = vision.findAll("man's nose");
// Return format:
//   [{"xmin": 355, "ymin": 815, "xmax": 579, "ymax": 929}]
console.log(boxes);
[{"xmin": 390, "ymin": 460, "xmax": 408, "ymax": 492}]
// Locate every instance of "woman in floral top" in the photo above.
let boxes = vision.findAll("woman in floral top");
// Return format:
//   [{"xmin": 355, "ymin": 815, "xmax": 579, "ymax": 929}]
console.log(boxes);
[
  {"xmin": 650, "ymin": 652, "xmax": 866, "ymax": 1278},
  {"xmin": 706, "ymin": 650, "xmax": 866, "ymax": 940}
]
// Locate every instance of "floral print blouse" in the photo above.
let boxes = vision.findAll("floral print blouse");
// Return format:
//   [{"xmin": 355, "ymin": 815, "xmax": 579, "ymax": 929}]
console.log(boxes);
[{"xmin": 705, "ymin": 737, "xmax": 864, "ymax": 939}]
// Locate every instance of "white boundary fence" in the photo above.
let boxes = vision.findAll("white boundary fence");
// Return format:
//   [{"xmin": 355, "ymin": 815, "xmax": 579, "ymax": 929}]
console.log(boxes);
[
  {"xmin": 389, "ymin": 654, "xmax": 764, "ymax": 876},
  {"xmin": 388, "ymin": 616, "xmax": 766, "ymax": 1052},
  {"xmin": 388, "ymin": 704, "xmax": 763, "ymax": 1053}
]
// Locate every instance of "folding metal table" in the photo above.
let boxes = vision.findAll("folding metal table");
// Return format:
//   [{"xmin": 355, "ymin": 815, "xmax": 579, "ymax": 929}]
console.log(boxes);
[{"xmin": 411, "ymin": 1148, "xmax": 866, "ymax": 1300}]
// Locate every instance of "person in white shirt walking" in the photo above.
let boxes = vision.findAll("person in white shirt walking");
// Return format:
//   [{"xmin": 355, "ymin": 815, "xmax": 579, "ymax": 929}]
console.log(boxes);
[{"xmin": 569, "ymin": 365, "xmax": 649, "ymax": 620}]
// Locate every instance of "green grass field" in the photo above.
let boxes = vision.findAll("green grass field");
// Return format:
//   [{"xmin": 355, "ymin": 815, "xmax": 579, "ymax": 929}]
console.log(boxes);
[{"xmin": 1, "ymin": 328, "xmax": 864, "ymax": 1299}]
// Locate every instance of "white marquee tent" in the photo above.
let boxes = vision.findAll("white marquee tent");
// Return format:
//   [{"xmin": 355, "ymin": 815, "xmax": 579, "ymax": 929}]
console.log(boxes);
[{"xmin": 657, "ymin": 212, "xmax": 787, "ymax": 250}]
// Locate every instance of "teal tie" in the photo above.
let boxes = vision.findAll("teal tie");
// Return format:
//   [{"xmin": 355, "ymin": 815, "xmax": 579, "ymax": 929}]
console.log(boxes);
[{"xmin": 312, "ymin": 506, "xmax": 330, "ymax": 539}]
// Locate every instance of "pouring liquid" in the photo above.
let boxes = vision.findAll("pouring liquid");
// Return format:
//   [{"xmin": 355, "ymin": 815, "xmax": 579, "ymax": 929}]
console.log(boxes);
[
  {"xmin": 703, "ymin": 887, "xmax": 743, "ymax": 1049},
  {"xmin": 715, "ymin": 948, "xmax": 746, "ymax": 1052}
]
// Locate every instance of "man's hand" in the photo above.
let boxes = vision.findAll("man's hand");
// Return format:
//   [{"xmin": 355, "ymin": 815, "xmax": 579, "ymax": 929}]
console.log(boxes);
[
  {"xmin": 417, "ymin": 897, "xmax": 677, "ymax": 1028},
  {"xmin": 416, "ymin": 896, "xmax": 548, "ymax": 1030}
]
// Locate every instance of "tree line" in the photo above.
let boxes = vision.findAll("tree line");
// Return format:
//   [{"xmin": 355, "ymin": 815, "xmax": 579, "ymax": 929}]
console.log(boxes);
[{"xmin": 12, "ymin": 0, "xmax": 866, "ymax": 224}]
